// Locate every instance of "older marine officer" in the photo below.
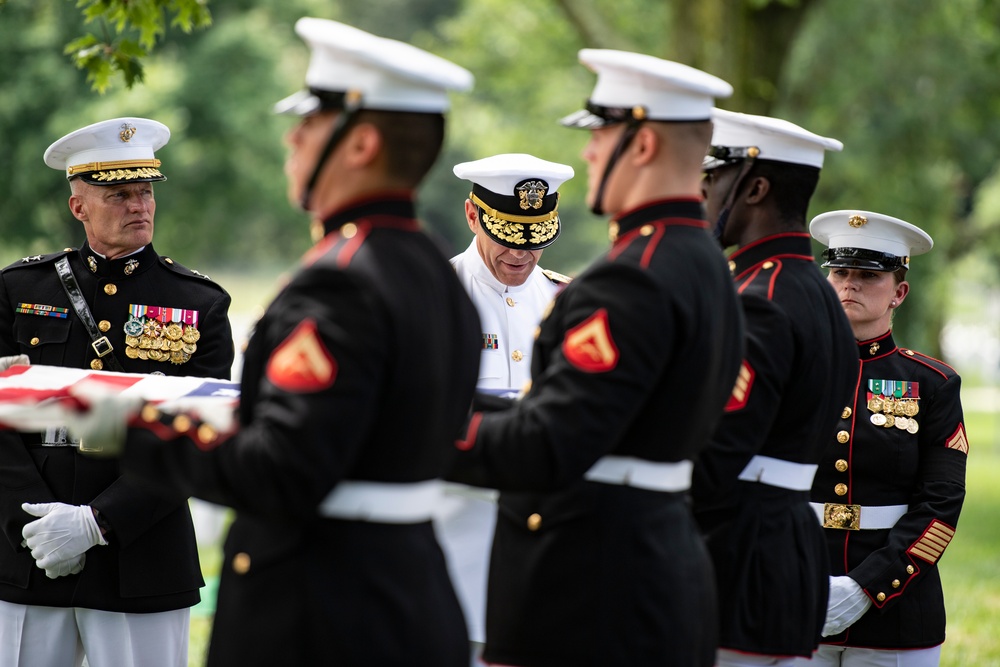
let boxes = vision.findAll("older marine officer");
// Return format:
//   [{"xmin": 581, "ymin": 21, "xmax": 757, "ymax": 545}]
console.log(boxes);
[{"xmin": 0, "ymin": 117, "xmax": 234, "ymax": 667}]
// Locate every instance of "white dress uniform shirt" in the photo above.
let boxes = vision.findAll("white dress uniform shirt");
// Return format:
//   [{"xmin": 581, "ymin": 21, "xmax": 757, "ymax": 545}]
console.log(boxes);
[{"xmin": 436, "ymin": 239, "xmax": 561, "ymax": 646}]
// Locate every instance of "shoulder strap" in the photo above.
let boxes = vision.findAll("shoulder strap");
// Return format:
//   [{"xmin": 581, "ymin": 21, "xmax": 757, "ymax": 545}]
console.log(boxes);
[{"xmin": 54, "ymin": 256, "xmax": 125, "ymax": 372}]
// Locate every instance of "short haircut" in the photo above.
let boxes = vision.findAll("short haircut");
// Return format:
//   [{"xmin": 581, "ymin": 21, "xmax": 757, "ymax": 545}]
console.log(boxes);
[
  {"xmin": 741, "ymin": 160, "xmax": 820, "ymax": 228},
  {"xmin": 357, "ymin": 110, "xmax": 445, "ymax": 186}
]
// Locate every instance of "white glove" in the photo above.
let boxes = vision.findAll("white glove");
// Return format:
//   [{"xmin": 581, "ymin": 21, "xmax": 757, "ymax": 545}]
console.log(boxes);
[
  {"xmin": 0, "ymin": 354, "xmax": 29, "ymax": 372},
  {"xmin": 21, "ymin": 502, "xmax": 107, "ymax": 571},
  {"xmin": 41, "ymin": 553, "xmax": 86, "ymax": 579},
  {"xmin": 65, "ymin": 393, "xmax": 142, "ymax": 456},
  {"xmin": 822, "ymin": 575, "xmax": 872, "ymax": 636}
]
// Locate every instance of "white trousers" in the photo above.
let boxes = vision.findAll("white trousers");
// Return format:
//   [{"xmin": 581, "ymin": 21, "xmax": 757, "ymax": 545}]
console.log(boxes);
[
  {"xmin": 791, "ymin": 644, "xmax": 942, "ymax": 667},
  {"xmin": 0, "ymin": 601, "xmax": 189, "ymax": 667},
  {"xmin": 718, "ymin": 648, "xmax": 799, "ymax": 666}
]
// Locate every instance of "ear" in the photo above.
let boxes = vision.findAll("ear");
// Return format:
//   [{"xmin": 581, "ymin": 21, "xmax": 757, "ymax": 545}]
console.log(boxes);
[
  {"xmin": 465, "ymin": 199, "xmax": 479, "ymax": 233},
  {"xmin": 68, "ymin": 193, "xmax": 88, "ymax": 223},
  {"xmin": 631, "ymin": 125, "xmax": 660, "ymax": 166},
  {"xmin": 892, "ymin": 280, "xmax": 910, "ymax": 307},
  {"xmin": 744, "ymin": 176, "xmax": 770, "ymax": 204},
  {"xmin": 344, "ymin": 123, "xmax": 383, "ymax": 169}
]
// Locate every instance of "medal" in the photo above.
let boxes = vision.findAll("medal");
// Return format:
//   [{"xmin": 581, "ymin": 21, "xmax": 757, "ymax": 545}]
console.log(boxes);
[
  {"xmin": 883, "ymin": 414, "xmax": 896, "ymax": 428},
  {"xmin": 895, "ymin": 416, "xmax": 909, "ymax": 429},
  {"xmin": 181, "ymin": 325, "xmax": 201, "ymax": 344},
  {"xmin": 907, "ymin": 420, "xmax": 919, "ymax": 434},
  {"xmin": 871, "ymin": 413, "xmax": 887, "ymax": 426},
  {"xmin": 904, "ymin": 400, "xmax": 919, "ymax": 417},
  {"xmin": 125, "ymin": 346, "xmax": 139, "ymax": 359},
  {"xmin": 867, "ymin": 397, "xmax": 883, "ymax": 412},
  {"xmin": 165, "ymin": 323, "xmax": 184, "ymax": 341},
  {"xmin": 124, "ymin": 316, "xmax": 144, "ymax": 337}
]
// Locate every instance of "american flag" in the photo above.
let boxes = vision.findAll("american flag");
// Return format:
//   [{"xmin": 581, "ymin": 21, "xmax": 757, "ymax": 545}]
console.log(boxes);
[{"xmin": 0, "ymin": 364, "xmax": 239, "ymax": 433}]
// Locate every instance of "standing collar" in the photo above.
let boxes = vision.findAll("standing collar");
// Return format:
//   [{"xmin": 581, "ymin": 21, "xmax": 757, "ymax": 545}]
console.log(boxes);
[
  {"xmin": 728, "ymin": 232, "xmax": 815, "ymax": 276},
  {"xmin": 320, "ymin": 191, "xmax": 417, "ymax": 236},
  {"xmin": 857, "ymin": 329, "xmax": 897, "ymax": 360},
  {"xmin": 78, "ymin": 242, "xmax": 158, "ymax": 279},
  {"xmin": 611, "ymin": 198, "xmax": 707, "ymax": 240}
]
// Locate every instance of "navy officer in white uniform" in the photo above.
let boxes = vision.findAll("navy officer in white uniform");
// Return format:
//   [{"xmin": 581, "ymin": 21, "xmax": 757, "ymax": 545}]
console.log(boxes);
[{"xmin": 438, "ymin": 153, "xmax": 573, "ymax": 661}]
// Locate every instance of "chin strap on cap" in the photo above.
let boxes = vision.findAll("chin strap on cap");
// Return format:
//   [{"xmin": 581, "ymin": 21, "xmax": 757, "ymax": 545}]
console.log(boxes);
[{"xmin": 299, "ymin": 92, "xmax": 364, "ymax": 211}]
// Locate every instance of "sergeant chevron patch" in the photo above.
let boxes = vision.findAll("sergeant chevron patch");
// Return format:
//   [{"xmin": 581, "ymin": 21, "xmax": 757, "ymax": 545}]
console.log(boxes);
[
  {"xmin": 562, "ymin": 308, "xmax": 619, "ymax": 373},
  {"xmin": 907, "ymin": 519, "xmax": 955, "ymax": 564},
  {"xmin": 266, "ymin": 319, "xmax": 337, "ymax": 392}
]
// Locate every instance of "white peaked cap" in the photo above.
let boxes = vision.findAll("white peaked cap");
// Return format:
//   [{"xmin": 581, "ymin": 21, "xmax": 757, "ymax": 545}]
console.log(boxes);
[
  {"xmin": 707, "ymin": 108, "xmax": 843, "ymax": 169},
  {"xmin": 453, "ymin": 153, "xmax": 574, "ymax": 196},
  {"xmin": 275, "ymin": 18, "xmax": 473, "ymax": 115},
  {"xmin": 810, "ymin": 210, "xmax": 933, "ymax": 269},
  {"xmin": 561, "ymin": 49, "xmax": 732, "ymax": 128},
  {"xmin": 44, "ymin": 117, "xmax": 169, "ymax": 182}
]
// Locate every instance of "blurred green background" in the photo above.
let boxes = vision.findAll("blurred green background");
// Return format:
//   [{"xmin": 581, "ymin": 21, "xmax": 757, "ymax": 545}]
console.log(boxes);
[{"xmin": 2, "ymin": 1, "xmax": 998, "ymax": 665}]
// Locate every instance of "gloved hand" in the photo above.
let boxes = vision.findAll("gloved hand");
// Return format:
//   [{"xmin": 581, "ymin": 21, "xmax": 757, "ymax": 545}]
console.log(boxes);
[
  {"xmin": 41, "ymin": 553, "xmax": 86, "ymax": 579},
  {"xmin": 21, "ymin": 502, "xmax": 107, "ymax": 572},
  {"xmin": 0, "ymin": 354, "xmax": 29, "ymax": 372},
  {"xmin": 65, "ymin": 393, "xmax": 142, "ymax": 456},
  {"xmin": 822, "ymin": 575, "xmax": 872, "ymax": 636}
]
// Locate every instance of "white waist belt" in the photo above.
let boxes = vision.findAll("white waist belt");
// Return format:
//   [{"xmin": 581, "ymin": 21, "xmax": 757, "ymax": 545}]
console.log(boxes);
[
  {"xmin": 738, "ymin": 454, "xmax": 818, "ymax": 491},
  {"xmin": 318, "ymin": 480, "xmax": 442, "ymax": 523},
  {"xmin": 584, "ymin": 456, "xmax": 693, "ymax": 492},
  {"xmin": 810, "ymin": 502, "xmax": 908, "ymax": 530}
]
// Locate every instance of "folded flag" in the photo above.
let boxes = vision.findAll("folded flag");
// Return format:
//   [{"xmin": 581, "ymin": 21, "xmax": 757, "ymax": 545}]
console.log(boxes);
[{"xmin": 0, "ymin": 364, "xmax": 239, "ymax": 433}]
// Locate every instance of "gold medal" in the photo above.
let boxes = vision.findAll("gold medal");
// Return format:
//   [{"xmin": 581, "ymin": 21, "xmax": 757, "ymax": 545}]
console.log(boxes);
[
  {"xmin": 170, "ymin": 350, "xmax": 185, "ymax": 364},
  {"xmin": 181, "ymin": 326, "xmax": 201, "ymax": 344},
  {"xmin": 182, "ymin": 342, "xmax": 197, "ymax": 355},
  {"xmin": 165, "ymin": 323, "xmax": 184, "ymax": 341},
  {"xmin": 170, "ymin": 339, "xmax": 184, "ymax": 352},
  {"xmin": 143, "ymin": 319, "xmax": 162, "ymax": 337},
  {"xmin": 125, "ymin": 335, "xmax": 140, "ymax": 348},
  {"xmin": 148, "ymin": 350, "xmax": 163, "ymax": 362},
  {"xmin": 904, "ymin": 401, "xmax": 919, "ymax": 417},
  {"xmin": 138, "ymin": 336, "xmax": 152, "ymax": 350},
  {"xmin": 125, "ymin": 346, "xmax": 139, "ymax": 359},
  {"xmin": 138, "ymin": 349, "xmax": 149, "ymax": 360},
  {"xmin": 870, "ymin": 413, "xmax": 887, "ymax": 426},
  {"xmin": 867, "ymin": 397, "xmax": 883, "ymax": 412},
  {"xmin": 907, "ymin": 420, "xmax": 919, "ymax": 434},
  {"xmin": 883, "ymin": 414, "xmax": 896, "ymax": 428},
  {"xmin": 882, "ymin": 397, "xmax": 895, "ymax": 414},
  {"xmin": 894, "ymin": 401, "xmax": 906, "ymax": 416}
]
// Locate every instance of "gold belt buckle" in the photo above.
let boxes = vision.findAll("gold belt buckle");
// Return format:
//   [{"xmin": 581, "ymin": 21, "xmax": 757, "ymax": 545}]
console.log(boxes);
[{"xmin": 823, "ymin": 503, "xmax": 861, "ymax": 530}]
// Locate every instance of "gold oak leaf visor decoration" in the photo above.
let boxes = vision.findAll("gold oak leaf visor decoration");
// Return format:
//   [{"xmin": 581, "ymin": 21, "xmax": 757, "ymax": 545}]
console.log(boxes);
[{"xmin": 470, "ymin": 178, "xmax": 561, "ymax": 250}]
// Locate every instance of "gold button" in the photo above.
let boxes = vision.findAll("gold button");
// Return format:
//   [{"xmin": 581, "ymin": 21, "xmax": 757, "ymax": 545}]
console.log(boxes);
[
  {"xmin": 141, "ymin": 404, "xmax": 161, "ymax": 422},
  {"xmin": 341, "ymin": 222, "xmax": 358, "ymax": 239},
  {"xmin": 90, "ymin": 358, "xmax": 104, "ymax": 370},
  {"xmin": 876, "ymin": 592, "xmax": 886, "ymax": 602},
  {"xmin": 834, "ymin": 483, "xmax": 848, "ymax": 496},
  {"xmin": 30, "ymin": 337, "xmax": 40, "ymax": 346},
  {"xmin": 104, "ymin": 284, "xmax": 117, "ymax": 296},
  {"xmin": 906, "ymin": 565, "xmax": 915, "ymax": 575},
  {"xmin": 506, "ymin": 297, "xmax": 516, "ymax": 307},
  {"xmin": 836, "ymin": 430, "xmax": 850, "ymax": 444},
  {"xmin": 835, "ymin": 459, "xmax": 849, "ymax": 472},
  {"xmin": 762, "ymin": 261, "xmax": 774, "ymax": 270},
  {"xmin": 165, "ymin": 257, "xmax": 174, "ymax": 265},
  {"xmin": 533, "ymin": 326, "xmax": 541, "ymax": 339},
  {"xmin": 640, "ymin": 224, "xmax": 655, "ymax": 236},
  {"xmin": 511, "ymin": 350, "xmax": 524, "ymax": 362},
  {"xmin": 892, "ymin": 579, "xmax": 901, "ymax": 588},
  {"xmin": 527, "ymin": 513, "xmax": 542, "ymax": 531},
  {"xmin": 232, "ymin": 552, "xmax": 251, "ymax": 575},
  {"xmin": 172, "ymin": 415, "xmax": 192, "ymax": 433},
  {"xmin": 63, "ymin": 247, "xmax": 73, "ymax": 252},
  {"xmin": 98, "ymin": 320, "xmax": 111, "ymax": 332},
  {"xmin": 198, "ymin": 424, "xmax": 218, "ymax": 445},
  {"xmin": 905, "ymin": 349, "xmax": 915, "ymax": 356},
  {"xmin": 728, "ymin": 260, "xmax": 736, "ymax": 273},
  {"xmin": 842, "ymin": 407, "xmax": 852, "ymax": 419},
  {"xmin": 522, "ymin": 380, "xmax": 532, "ymax": 394}
]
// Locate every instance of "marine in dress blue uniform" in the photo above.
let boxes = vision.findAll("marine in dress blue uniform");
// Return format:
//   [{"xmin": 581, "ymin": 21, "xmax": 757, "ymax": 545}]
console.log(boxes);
[
  {"xmin": 793, "ymin": 211, "xmax": 966, "ymax": 667},
  {"xmin": 0, "ymin": 117, "xmax": 234, "ymax": 667},
  {"xmin": 693, "ymin": 110, "xmax": 857, "ymax": 666},
  {"xmin": 89, "ymin": 19, "xmax": 481, "ymax": 667},
  {"xmin": 440, "ymin": 154, "xmax": 573, "ymax": 654},
  {"xmin": 449, "ymin": 50, "xmax": 744, "ymax": 667}
]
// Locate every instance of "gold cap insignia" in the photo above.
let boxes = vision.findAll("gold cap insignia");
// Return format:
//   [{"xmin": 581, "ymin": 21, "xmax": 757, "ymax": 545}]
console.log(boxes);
[
  {"xmin": 849, "ymin": 214, "xmax": 867, "ymax": 228},
  {"xmin": 516, "ymin": 180, "xmax": 549, "ymax": 210},
  {"xmin": 119, "ymin": 123, "xmax": 137, "ymax": 143}
]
